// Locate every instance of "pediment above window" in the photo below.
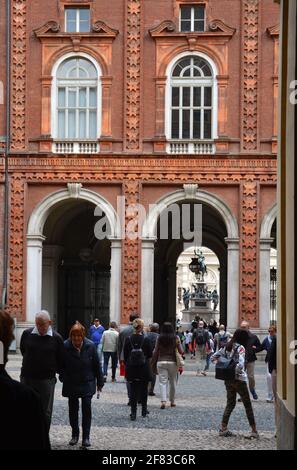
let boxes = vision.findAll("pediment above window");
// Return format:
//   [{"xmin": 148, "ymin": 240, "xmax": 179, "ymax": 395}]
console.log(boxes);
[
  {"xmin": 267, "ymin": 24, "xmax": 280, "ymax": 37},
  {"xmin": 208, "ymin": 20, "xmax": 236, "ymax": 37},
  {"xmin": 34, "ymin": 20, "xmax": 118, "ymax": 39},
  {"xmin": 149, "ymin": 21, "xmax": 176, "ymax": 36}
]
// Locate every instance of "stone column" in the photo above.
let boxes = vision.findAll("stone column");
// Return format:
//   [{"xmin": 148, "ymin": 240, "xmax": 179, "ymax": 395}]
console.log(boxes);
[
  {"xmin": 26, "ymin": 235, "xmax": 46, "ymax": 323},
  {"xmin": 141, "ymin": 238, "xmax": 156, "ymax": 326},
  {"xmin": 225, "ymin": 238, "xmax": 240, "ymax": 330},
  {"xmin": 42, "ymin": 245, "xmax": 63, "ymax": 328},
  {"xmin": 259, "ymin": 238, "xmax": 274, "ymax": 329},
  {"xmin": 109, "ymin": 239, "xmax": 122, "ymax": 325}
]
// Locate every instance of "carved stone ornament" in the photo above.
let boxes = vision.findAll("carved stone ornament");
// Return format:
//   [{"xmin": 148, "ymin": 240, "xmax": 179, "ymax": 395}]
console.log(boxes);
[
  {"xmin": 267, "ymin": 24, "xmax": 280, "ymax": 37},
  {"xmin": 92, "ymin": 21, "xmax": 119, "ymax": 37},
  {"xmin": 149, "ymin": 20, "xmax": 176, "ymax": 36},
  {"xmin": 34, "ymin": 21, "xmax": 61, "ymax": 37},
  {"xmin": 208, "ymin": 19, "xmax": 236, "ymax": 36},
  {"xmin": 67, "ymin": 183, "xmax": 82, "ymax": 198},
  {"xmin": 183, "ymin": 184, "xmax": 198, "ymax": 199}
]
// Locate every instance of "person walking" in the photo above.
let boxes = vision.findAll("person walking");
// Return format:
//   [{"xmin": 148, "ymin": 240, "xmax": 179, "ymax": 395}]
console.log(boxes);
[
  {"xmin": 89, "ymin": 318, "xmax": 105, "ymax": 367},
  {"xmin": 146, "ymin": 323, "xmax": 159, "ymax": 396},
  {"xmin": 118, "ymin": 312, "xmax": 140, "ymax": 405},
  {"xmin": 123, "ymin": 318, "xmax": 152, "ymax": 420},
  {"xmin": 101, "ymin": 321, "xmax": 119, "ymax": 382},
  {"xmin": 151, "ymin": 322, "xmax": 184, "ymax": 409},
  {"xmin": 240, "ymin": 320, "xmax": 262, "ymax": 400},
  {"xmin": 214, "ymin": 325, "xmax": 232, "ymax": 352},
  {"xmin": 267, "ymin": 334, "xmax": 277, "ymax": 436},
  {"xmin": 20, "ymin": 310, "xmax": 65, "ymax": 433},
  {"xmin": 211, "ymin": 328, "xmax": 259, "ymax": 439},
  {"xmin": 193, "ymin": 320, "xmax": 210, "ymax": 376},
  {"xmin": 259, "ymin": 325, "xmax": 277, "ymax": 402},
  {"xmin": 60, "ymin": 322, "xmax": 104, "ymax": 448},
  {"xmin": 0, "ymin": 310, "xmax": 50, "ymax": 450}
]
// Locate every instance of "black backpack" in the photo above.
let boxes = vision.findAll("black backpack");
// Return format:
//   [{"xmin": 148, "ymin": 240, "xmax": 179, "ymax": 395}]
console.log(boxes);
[
  {"xmin": 215, "ymin": 346, "xmax": 240, "ymax": 381},
  {"xmin": 129, "ymin": 336, "xmax": 146, "ymax": 367},
  {"xmin": 195, "ymin": 329, "xmax": 205, "ymax": 346}
]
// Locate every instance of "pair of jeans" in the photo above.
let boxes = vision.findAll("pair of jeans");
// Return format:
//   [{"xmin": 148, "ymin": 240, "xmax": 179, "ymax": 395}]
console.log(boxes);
[
  {"xmin": 222, "ymin": 380, "xmax": 256, "ymax": 428},
  {"xmin": 68, "ymin": 396, "xmax": 92, "ymax": 440},
  {"xmin": 157, "ymin": 361, "xmax": 178, "ymax": 403},
  {"xmin": 103, "ymin": 351, "xmax": 118, "ymax": 379},
  {"xmin": 130, "ymin": 380, "xmax": 149, "ymax": 414}
]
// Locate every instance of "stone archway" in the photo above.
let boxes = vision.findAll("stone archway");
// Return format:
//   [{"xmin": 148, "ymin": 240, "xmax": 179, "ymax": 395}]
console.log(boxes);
[
  {"xmin": 259, "ymin": 203, "xmax": 277, "ymax": 328},
  {"xmin": 141, "ymin": 185, "xmax": 239, "ymax": 328},
  {"xmin": 26, "ymin": 184, "xmax": 121, "ymax": 328}
]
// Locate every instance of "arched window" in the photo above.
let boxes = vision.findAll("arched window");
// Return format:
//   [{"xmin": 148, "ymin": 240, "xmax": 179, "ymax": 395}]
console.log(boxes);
[
  {"xmin": 170, "ymin": 56, "xmax": 214, "ymax": 140},
  {"xmin": 55, "ymin": 57, "xmax": 99, "ymax": 140}
]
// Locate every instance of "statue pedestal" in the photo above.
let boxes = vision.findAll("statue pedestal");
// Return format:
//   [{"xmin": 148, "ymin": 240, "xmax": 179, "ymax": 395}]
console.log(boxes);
[{"xmin": 181, "ymin": 307, "xmax": 220, "ymax": 330}]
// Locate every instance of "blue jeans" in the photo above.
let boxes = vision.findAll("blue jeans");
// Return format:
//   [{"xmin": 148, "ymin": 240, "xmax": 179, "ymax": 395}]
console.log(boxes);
[
  {"xmin": 204, "ymin": 353, "xmax": 212, "ymax": 371},
  {"xmin": 103, "ymin": 351, "xmax": 118, "ymax": 379},
  {"xmin": 97, "ymin": 343, "xmax": 103, "ymax": 367}
]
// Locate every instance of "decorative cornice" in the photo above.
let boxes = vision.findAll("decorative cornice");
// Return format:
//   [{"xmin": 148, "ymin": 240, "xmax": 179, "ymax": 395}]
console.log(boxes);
[
  {"xmin": 34, "ymin": 21, "xmax": 61, "ymax": 36},
  {"xmin": 208, "ymin": 19, "xmax": 236, "ymax": 36},
  {"xmin": 92, "ymin": 21, "xmax": 119, "ymax": 37},
  {"xmin": 149, "ymin": 20, "xmax": 176, "ymax": 36},
  {"xmin": 267, "ymin": 24, "xmax": 280, "ymax": 37}
]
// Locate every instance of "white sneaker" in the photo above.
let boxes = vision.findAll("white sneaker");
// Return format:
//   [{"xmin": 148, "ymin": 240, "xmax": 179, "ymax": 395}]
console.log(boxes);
[
  {"xmin": 219, "ymin": 429, "xmax": 234, "ymax": 437},
  {"xmin": 245, "ymin": 431, "xmax": 259, "ymax": 440}
]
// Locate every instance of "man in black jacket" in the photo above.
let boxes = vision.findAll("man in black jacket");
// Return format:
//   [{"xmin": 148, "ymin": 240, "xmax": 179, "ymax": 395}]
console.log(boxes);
[
  {"xmin": 240, "ymin": 321, "xmax": 262, "ymax": 400},
  {"xmin": 20, "ymin": 310, "xmax": 65, "ymax": 432},
  {"xmin": 0, "ymin": 310, "xmax": 50, "ymax": 450}
]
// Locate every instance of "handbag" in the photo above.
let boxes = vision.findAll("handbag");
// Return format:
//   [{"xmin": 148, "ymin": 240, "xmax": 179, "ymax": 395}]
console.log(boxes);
[
  {"xmin": 175, "ymin": 349, "xmax": 185, "ymax": 368},
  {"xmin": 215, "ymin": 346, "xmax": 239, "ymax": 381}
]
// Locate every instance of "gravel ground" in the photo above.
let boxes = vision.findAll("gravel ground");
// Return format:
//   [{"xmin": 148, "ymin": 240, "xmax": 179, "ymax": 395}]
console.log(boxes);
[{"xmin": 7, "ymin": 354, "xmax": 276, "ymax": 451}]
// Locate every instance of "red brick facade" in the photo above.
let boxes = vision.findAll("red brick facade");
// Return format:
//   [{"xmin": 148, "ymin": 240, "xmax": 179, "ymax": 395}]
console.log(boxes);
[{"xmin": 0, "ymin": 0, "xmax": 279, "ymax": 330}]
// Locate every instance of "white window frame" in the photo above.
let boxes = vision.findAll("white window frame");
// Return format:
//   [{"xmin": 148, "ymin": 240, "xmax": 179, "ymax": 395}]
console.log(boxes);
[
  {"xmin": 165, "ymin": 52, "xmax": 218, "ymax": 142},
  {"xmin": 51, "ymin": 53, "xmax": 102, "ymax": 142},
  {"xmin": 179, "ymin": 5, "xmax": 205, "ymax": 33},
  {"xmin": 65, "ymin": 7, "xmax": 90, "ymax": 33}
]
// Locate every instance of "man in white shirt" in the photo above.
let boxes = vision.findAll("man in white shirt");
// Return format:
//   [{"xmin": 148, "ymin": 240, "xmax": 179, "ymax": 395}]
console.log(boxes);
[{"xmin": 101, "ymin": 321, "xmax": 119, "ymax": 382}]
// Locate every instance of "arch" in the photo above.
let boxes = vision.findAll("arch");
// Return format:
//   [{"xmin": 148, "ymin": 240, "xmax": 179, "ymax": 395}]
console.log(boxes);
[
  {"xmin": 260, "ymin": 203, "xmax": 277, "ymax": 239},
  {"xmin": 45, "ymin": 46, "xmax": 109, "ymax": 77},
  {"xmin": 141, "ymin": 188, "xmax": 239, "ymax": 329},
  {"xmin": 27, "ymin": 187, "xmax": 121, "ymax": 238},
  {"xmin": 142, "ymin": 188, "xmax": 239, "ymax": 240},
  {"xmin": 26, "ymin": 187, "xmax": 122, "ymax": 327},
  {"xmin": 158, "ymin": 45, "xmax": 224, "ymax": 77},
  {"xmin": 165, "ymin": 51, "xmax": 219, "ymax": 141}
]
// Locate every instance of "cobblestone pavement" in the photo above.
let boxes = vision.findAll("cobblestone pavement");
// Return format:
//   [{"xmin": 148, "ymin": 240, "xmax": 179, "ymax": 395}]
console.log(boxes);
[{"xmin": 7, "ymin": 354, "xmax": 276, "ymax": 451}]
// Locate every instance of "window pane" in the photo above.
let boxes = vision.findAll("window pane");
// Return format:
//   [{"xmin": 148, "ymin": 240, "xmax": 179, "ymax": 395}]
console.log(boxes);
[
  {"xmin": 172, "ymin": 58, "xmax": 191, "ymax": 77},
  {"xmin": 194, "ymin": 6, "xmax": 205, "ymax": 20},
  {"xmin": 172, "ymin": 87, "xmax": 179, "ymax": 107},
  {"xmin": 68, "ymin": 110, "xmax": 76, "ymax": 138},
  {"xmin": 204, "ymin": 110, "xmax": 212, "ymax": 139},
  {"xmin": 193, "ymin": 67, "xmax": 201, "ymax": 77},
  {"xmin": 79, "ymin": 20, "xmax": 90, "ymax": 33},
  {"xmin": 57, "ymin": 59, "xmax": 76, "ymax": 78},
  {"xmin": 193, "ymin": 111, "xmax": 201, "ymax": 139},
  {"xmin": 89, "ymin": 88, "xmax": 97, "ymax": 107},
  {"xmin": 79, "ymin": 88, "xmax": 87, "ymax": 107},
  {"xmin": 58, "ymin": 88, "xmax": 66, "ymax": 107},
  {"xmin": 181, "ymin": 7, "xmax": 191, "ymax": 20},
  {"xmin": 58, "ymin": 111, "xmax": 65, "ymax": 139},
  {"xmin": 182, "ymin": 88, "xmax": 190, "ymax": 107},
  {"xmin": 180, "ymin": 20, "xmax": 191, "ymax": 32},
  {"xmin": 171, "ymin": 110, "xmax": 179, "ymax": 139},
  {"xmin": 194, "ymin": 20, "xmax": 205, "ymax": 32},
  {"xmin": 182, "ymin": 110, "xmax": 190, "ymax": 139},
  {"xmin": 79, "ymin": 9, "xmax": 90, "ymax": 21},
  {"xmin": 79, "ymin": 111, "xmax": 86, "ymax": 138},
  {"xmin": 68, "ymin": 89, "xmax": 76, "ymax": 107},
  {"xmin": 66, "ymin": 9, "xmax": 76, "ymax": 21},
  {"xmin": 89, "ymin": 111, "xmax": 97, "ymax": 139},
  {"xmin": 193, "ymin": 88, "xmax": 201, "ymax": 107},
  {"xmin": 66, "ymin": 21, "xmax": 76, "ymax": 33},
  {"xmin": 204, "ymin": 87, "xmax": 212, "ymax": 107},
  {"xmin": 183, "ymin": 67, "xmax": 191, "ymax": 77}
]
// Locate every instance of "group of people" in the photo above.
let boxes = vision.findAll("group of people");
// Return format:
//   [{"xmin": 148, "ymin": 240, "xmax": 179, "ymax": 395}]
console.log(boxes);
[{"xmin": 0, "ymin": 308, "xmax": 277, "ymax": 449}]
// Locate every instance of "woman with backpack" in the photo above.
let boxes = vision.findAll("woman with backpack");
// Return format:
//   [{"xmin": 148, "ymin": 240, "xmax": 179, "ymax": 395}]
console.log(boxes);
[
  {"xmin": 151, "ymin": 322, "xmax": 184, "ymax": 409},
  {"xmin": 123, "ymin": 318, "xmax": 153, "ymax": 421},
  {"xmin": 211, "ymin": 328, "xmax": 259, "ymax": 439}
]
